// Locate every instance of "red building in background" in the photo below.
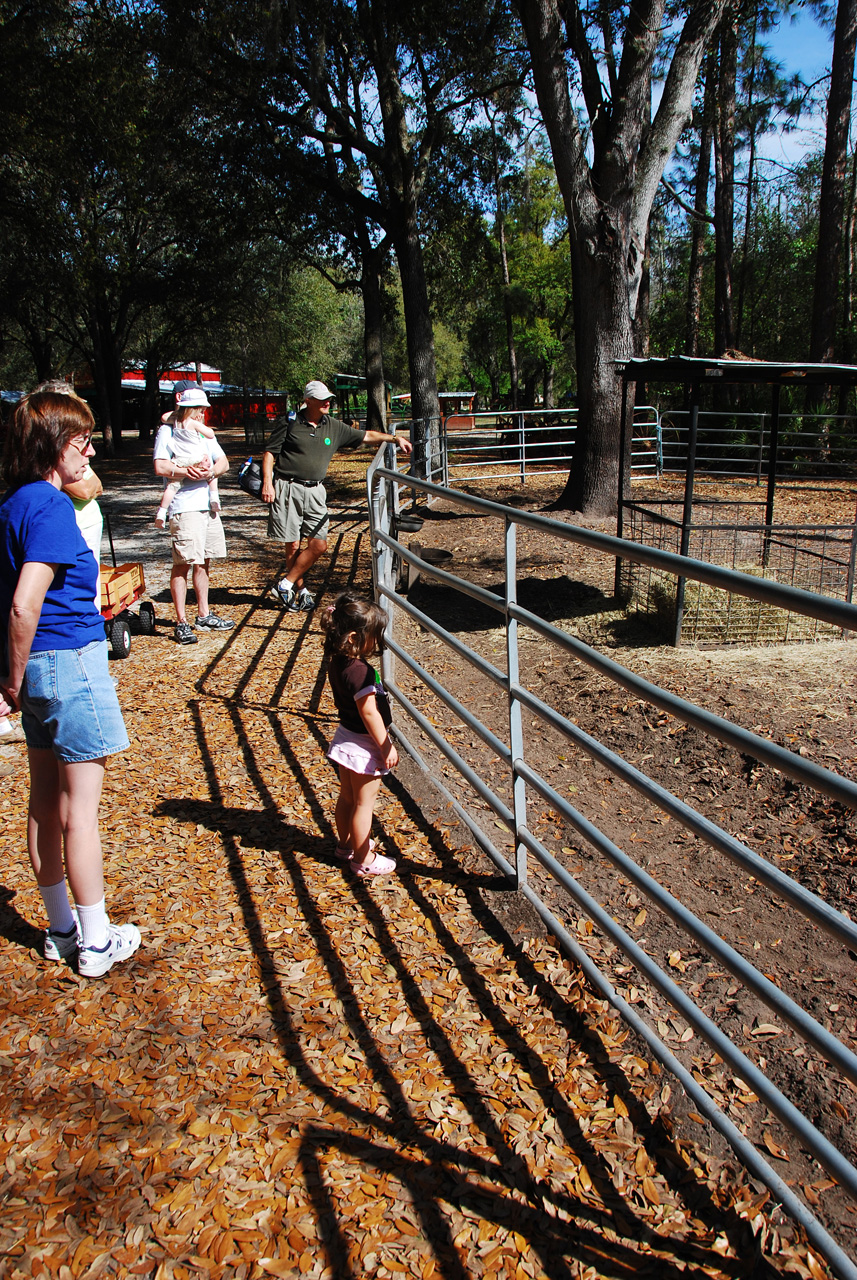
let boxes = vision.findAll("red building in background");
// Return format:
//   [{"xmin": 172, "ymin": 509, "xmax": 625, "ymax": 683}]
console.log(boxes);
[{"xmin": 120, "ymin": 364, "xmax": 289, "ymax": 436}]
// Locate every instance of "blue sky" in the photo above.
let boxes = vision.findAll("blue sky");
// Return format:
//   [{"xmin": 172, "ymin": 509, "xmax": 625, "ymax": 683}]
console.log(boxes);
[
  {"xmin": 770, "ymin": 7, "xmax": 832, "ymax": 80},
  {"xmin": 761, "ymin": 9, "xmax": 834, "ymax": 165}
]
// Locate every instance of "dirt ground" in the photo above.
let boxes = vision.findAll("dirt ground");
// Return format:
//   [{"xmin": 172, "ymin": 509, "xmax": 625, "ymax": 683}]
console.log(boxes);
[
  {"xmin": 0, "ymin": 436, "xmax": 855, "ymax": 1279},
  {"xmin": 389, "ymin": 469, "xmax": 857, "ymax": 1261}
]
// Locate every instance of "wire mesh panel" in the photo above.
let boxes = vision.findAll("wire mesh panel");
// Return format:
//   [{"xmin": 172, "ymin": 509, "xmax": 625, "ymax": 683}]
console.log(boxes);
[{"xmin": 620, "ymin": 500, "xmax": 857, "ymax": 644}]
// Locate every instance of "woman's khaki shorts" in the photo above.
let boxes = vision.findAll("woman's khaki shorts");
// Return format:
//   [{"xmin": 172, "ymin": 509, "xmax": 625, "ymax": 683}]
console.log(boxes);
[
  {"xmin": 169, "ymin": 510, "xmax": 227, "ymax": 565},
  {"xmin": 267, "ymin": 479, "xmax": 329, "ymax": 543}
]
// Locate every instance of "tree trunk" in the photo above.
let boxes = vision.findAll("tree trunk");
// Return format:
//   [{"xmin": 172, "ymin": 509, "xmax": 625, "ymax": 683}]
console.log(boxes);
[
  {"xmin": 841, "ymin": 146, "xmax": 857, "ymax": 368},
  {"xmin": 713, "ymin": 9, "xmax": 737, "ymax": 355},
  {"xmin": 516, "ymin": 0, "xmax": 727, "ymax": 513},
  {"xmin": 735, "ymin": 5, "xmax": 757, "ymax": 351},
  {"xmin": 393, "ymin": 215, "xmax": 440, "ymax": 472},
  {"xmin": 810, "ymin": 0, "xmax": 857, "ymax": 363},
  {"xmin": 361, "ymin": 242, "xmax": 387, "ymax": 432},
  {"xmin": 558, "ymin": 245, "xmax": 635, "ymax": 512},
  {"xmin": 91, "ymin": 344, "xmax": 115, "ymax": 457},
  {"xmin": 489, "ymin": 117, "xmax": 520, "ymax": 409},
  {"xmin": 543, "ymin": 362, "xmax": 555, "ymax": 408},
  {"xmin": 633, "ymin": 228, "xmax": 651, "ymax": 358},
  {"xmin": 103, "ymin": 331, "xmax": 124, "ymax": 448},
  {"xmin": 686, "ymin": 59, "xmax": 713, "ymax": 355},
  {"xmin": 142, "ymin": 358, "xmax": 161, "ymax": 441}
]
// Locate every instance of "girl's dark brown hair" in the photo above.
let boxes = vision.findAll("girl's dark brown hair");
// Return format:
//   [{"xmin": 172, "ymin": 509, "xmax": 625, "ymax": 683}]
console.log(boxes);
[
  {"xmin": 321, "ymin": 591, "xmax": 387, "ymax": 659},
  {"xmin": 3, "ymin": 388, "xmax": 94, "ymax": 489}
]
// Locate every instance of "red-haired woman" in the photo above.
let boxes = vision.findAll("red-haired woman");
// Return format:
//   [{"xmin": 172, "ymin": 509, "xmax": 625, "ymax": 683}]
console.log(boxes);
[{"xmin": 0, "ymin": 387, "xmax": 140, "ymax": 977}]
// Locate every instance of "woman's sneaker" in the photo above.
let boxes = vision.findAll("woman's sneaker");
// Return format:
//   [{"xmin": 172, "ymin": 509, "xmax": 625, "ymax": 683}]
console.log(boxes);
[
  {"xmin": 78, "ymin": 922, "xmax": 142, "ymax": 977},
  {"xmin": 44, "ymin": 910, "xmax": 81, "ymax": 962}
]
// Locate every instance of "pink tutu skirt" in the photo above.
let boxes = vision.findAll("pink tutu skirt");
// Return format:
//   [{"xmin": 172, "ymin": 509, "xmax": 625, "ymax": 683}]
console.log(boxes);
[{"xmin": 327, "ymin": 725, "xmax": 391, "ymax": 776}]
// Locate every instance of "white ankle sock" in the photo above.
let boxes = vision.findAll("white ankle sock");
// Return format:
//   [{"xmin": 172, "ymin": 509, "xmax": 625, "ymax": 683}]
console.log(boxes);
[
  {"xmin": 40, "ymin": 880, "xmax": 75, "ymax": 933},
  {"xmin": 278, "ymin": 577, "xmax": 295, "ymax": 592},
  {"xmin": 77, "ymin": 898, "xmax": 109, "ymax": 949}
]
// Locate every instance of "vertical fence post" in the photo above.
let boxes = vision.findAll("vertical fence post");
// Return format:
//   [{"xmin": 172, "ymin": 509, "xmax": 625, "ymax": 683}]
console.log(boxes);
[
  {"xmin": 615, "ymin": 377, "xmax": 630, "ymax": 600},
  {"xmin": 518, "ymin": 412, "xmax": 525, "ymax": 484},
  {"xmin": 764, "ymin": 385, "xmax": 781, "ymax": 569},
  {"xmin": 675, "ymin": 382, "xmax": 700, "ymax": 646},
  {"xmin": 505, "ymin": 516, "xmax": 527, "ymax": 890},
  {"xmin": 846, "ymin": 520, "xmax": 857, "ymax": 615},
  {"xmin": 656, "ymin": 407, "xmax": 664, "ymax": 475}
]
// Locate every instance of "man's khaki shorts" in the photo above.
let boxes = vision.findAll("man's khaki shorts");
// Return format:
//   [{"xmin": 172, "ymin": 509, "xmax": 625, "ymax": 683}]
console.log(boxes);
[
  {"xmin": 267, "ymin": 479, "xmax": 329, "ymax": 543},
  {"xmin": 169, "ymin": 510, "xmax": 227, "ymax": 565}
]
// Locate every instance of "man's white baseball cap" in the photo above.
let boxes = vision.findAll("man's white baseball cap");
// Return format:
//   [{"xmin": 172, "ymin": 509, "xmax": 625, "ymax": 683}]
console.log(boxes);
[
  {"xmin": 177, "ymin": 386, "xmax": 211, "ymax": 408},
  {"xmin": 304, "ymin": 380, "xmax": 335, "ymax": 402}
]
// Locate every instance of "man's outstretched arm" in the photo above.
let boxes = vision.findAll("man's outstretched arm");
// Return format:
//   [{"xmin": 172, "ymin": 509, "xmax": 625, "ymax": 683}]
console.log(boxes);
[{"xmin": 363, "ymin": 430, "xmax": 413, "ymax": 456}]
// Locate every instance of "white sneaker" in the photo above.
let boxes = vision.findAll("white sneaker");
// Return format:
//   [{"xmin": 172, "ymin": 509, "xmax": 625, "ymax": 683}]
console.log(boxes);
[
  {"xmin": 44, "ymin": 909, "xmax": 81, "ymax": 962},
  {"xmin": 78, "ymin": 922, "xmax": 141, "ymax": 977}
]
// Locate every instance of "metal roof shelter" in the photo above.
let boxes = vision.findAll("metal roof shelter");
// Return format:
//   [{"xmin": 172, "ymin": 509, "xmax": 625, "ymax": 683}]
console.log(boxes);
[
  {"xmin": 619, "ymin": 356, "xmax": 857, "ymax": 531},
  {"xmin": 618, "ymin": 357, "xmax": 857, "ymax": 644}
]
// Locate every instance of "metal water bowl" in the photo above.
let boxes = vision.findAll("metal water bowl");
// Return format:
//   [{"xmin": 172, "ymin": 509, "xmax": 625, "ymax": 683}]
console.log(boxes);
[{"xmin": 419, "ymin": 547, "xmax": 453, "ymax": 567}]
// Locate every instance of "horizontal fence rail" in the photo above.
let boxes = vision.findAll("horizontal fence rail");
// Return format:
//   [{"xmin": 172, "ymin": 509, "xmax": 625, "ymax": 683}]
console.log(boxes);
[
  {"xmin": 405, "ymin": 408, "xmax": 659, "ymax": 486},
  {"xmin": 650, "ymin": 410, "xmax": 857, "ymax": 480},
  {"xmin": 403, "ymin": 408, "xmax": 857, "ymax": 488},
  {"xmin": 366, "ymin": 448, "xmax": 857, "ymax": 1279}
]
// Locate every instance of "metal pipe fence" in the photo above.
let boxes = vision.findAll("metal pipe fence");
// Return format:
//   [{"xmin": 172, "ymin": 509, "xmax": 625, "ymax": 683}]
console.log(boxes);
[
  {"xmin": 366, "ymin": 447, "xmax": 857, "ymax": 1280},
  {"xmin": 404, "ymin": 408, "xmax": 662, "ymax": 486},
  {"xmin": 377, "ymin": 408, "xmax": 857, "ymax": 491},
  {"xmin": 655, "ymin": 410, "xmax": 857, "ymax": 480}
]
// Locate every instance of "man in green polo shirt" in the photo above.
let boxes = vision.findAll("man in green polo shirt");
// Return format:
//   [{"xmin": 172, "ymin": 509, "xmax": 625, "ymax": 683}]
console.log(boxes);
[{"xmin": 261, "ymin": 380, "xmax": 413, "ymax": 611}]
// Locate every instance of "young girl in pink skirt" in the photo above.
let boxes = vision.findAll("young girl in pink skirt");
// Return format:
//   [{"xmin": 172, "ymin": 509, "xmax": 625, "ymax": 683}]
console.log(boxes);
[{"xmin": 321, "ymin": 592, "xmax": 397, "ymax": 877}]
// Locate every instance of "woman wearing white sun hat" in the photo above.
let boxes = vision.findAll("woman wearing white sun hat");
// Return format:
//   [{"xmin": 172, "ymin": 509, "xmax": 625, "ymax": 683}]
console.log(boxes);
[{"xmin": 153, "ymin": 385, "xmax": 234, "ymax": 644}]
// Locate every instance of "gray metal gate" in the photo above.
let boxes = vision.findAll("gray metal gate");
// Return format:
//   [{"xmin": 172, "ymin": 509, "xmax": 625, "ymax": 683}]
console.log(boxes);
[{"xmin": 367, "ymin": 446, "xmax": 857, "ymax": 1279}]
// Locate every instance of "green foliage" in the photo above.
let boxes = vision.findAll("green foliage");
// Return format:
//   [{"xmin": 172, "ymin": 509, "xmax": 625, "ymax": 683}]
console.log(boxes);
[{"xmin": 650, "ymin": 151, "xmax": 825, "ymax": 366}]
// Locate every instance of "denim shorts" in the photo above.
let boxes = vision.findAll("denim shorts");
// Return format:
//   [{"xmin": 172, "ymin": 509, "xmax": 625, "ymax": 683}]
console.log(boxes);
[{"xmin": 20, "ymin": 640, "xmax": 130, "ymax": 763}]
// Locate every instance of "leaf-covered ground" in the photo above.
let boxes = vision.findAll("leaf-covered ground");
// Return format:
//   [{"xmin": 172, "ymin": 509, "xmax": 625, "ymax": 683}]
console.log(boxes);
[{"xmin": 0, "ymin": 442, "xmax": 850, "ymax": 1279}]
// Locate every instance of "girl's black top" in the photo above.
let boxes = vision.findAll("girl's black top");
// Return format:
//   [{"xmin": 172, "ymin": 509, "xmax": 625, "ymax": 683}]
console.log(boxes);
[{"xmin": 328, "ymin": 653, "xmax": 392, "ymax": 734}]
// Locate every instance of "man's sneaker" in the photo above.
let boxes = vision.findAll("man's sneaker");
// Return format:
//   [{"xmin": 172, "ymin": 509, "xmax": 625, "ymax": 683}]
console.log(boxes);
[
  {"xmin": 289, "ymin": 589, "xmax": 316, "ymax": 612},
  {"xmin": 44, "ymin": 910, "xmax": 80, "ymax": 962},
  {"xmin": 78, "ymin": 922, "xmax": 142, "ymax": 978},
  {"xmin": 174, "ymin": 621, "xmax": 198, "ymax": 645},
  {"xmin": 195, "ymin": 613, "xmax": 235, "ymax": 631},
  {"xmin": 270, "ymin": 583, "xmax": 295, "ymax": 609}
]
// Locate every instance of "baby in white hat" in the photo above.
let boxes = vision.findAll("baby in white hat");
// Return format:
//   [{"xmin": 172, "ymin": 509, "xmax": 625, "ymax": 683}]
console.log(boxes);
[{"xmin": 155, "ymin": 386, "xmax": 222, "ymax": 528}]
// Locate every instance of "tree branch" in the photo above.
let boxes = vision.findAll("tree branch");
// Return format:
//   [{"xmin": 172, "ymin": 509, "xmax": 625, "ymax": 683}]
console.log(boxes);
[{"xmin": 660, "ymin": 174, "xmax": 714, "ymax": 223}]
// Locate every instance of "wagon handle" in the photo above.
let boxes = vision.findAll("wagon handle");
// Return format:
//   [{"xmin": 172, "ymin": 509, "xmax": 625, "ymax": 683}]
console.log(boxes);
[{"xmin": 103, "ymin": 510, "xmax": 118, "ymax": 569}]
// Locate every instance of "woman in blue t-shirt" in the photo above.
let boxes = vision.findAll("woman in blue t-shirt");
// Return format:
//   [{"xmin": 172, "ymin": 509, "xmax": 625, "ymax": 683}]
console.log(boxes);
[{"xmin": 0, "ymin": 387, "xmax": 141, "ymax": 978}]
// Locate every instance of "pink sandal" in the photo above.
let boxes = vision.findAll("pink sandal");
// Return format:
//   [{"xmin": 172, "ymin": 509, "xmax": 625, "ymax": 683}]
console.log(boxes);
[
  {"xmin": 350, "ymin": 847, "xmax": 396, "ymax": 877},
  {"xmin": 335, "ymin": 838, "xmax": 374, "ymax": 861}
]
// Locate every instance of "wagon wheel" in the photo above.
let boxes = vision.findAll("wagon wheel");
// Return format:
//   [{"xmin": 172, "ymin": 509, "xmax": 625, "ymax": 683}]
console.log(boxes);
[
  {"xmin": 110, "ymin": 616, "xmax": 132, "ymax": 659},
  {"xmin": 138, "ymin": 601, "xmax": 156, "ymax": 635}
]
